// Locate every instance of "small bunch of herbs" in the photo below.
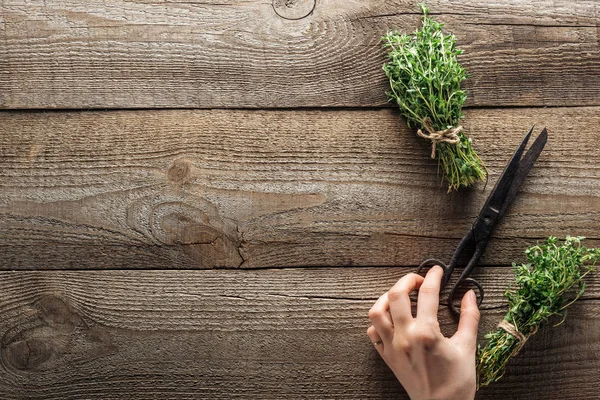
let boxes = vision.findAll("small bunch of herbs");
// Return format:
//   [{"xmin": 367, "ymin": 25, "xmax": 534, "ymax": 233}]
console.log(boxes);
[
  {"xmin": 382, "ymin": 3, "xmax": 486, "ymax": 191},
  {"xmin": 477, "ymin": 236, "xmax": 599, "ymax": 388}
]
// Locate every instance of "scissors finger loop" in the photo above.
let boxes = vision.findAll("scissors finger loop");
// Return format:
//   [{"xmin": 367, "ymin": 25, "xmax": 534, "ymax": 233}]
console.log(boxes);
[
  {"xmin": 416, "ymin": 258, "xmax": 448, "ymax": 276},
  {"xmin": 447, "ymin": 277, "xmax": 484, "ymax": 315}
]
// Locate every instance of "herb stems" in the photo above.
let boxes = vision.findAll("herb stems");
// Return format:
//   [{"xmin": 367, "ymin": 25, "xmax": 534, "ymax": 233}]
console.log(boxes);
[
  {"xmin": 477, "ymin": 236, "xmax": 599, "ymax": 387},
  {"xmin": 382, "ymin": 3, "xmax": 486, "ymax": 191}
]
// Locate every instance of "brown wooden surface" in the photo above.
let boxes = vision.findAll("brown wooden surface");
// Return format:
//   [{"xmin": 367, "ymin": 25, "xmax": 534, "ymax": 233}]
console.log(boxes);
[
  {"xmin": 1, "ymin": 0, "xmax": 599, "ymax": 399},
  {"xmin": 0, "ymin": 269, "xmax": 598, "ymax": 400},
  {"xmin": 1, "ymin": 106, "xmax": 599, "ymax": 269},
  {"xmin": 1, "ymin": 0, "xmax": 600, "ymax": 109}
]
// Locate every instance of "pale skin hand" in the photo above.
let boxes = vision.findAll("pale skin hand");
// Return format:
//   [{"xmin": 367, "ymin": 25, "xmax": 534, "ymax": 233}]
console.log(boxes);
[{"xmin": 367, "ymin": 266, "xmax": 480, "ymax": 400}]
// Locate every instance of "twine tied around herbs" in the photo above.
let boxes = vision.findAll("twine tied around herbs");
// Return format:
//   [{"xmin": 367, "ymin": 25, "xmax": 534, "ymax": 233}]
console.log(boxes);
[
  {"xmin": 417, "ymin": 118, "xmax": 463, "ymax": 158},
  {"xmin": 497, "ymin": 319, "xmax": 537, "ymax": 355}
]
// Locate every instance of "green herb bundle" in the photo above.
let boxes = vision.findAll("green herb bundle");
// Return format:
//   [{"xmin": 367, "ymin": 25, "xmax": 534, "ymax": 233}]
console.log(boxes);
[
  {"xmin": 477, "ymin": 236, "xmax": 599, "ymax": 388},
  {"xmin": 382, "ymin": 3, "xmax": 486, "ymax": 191}
]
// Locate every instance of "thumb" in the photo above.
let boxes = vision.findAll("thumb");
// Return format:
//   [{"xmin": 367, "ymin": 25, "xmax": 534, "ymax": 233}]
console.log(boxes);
[{"xmin": 452, "ymin": 289, "xmax": 480, "ymax": 350}]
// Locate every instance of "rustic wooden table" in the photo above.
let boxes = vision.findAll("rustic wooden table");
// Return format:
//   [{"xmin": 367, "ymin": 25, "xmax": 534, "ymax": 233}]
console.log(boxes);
[{"xmin": 1, "ymin": 1, "xmax": 599, "ymax": 399}]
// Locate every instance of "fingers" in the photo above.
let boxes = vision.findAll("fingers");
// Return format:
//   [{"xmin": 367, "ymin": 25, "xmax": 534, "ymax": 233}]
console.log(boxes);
[
  {"xmin": 367, "ymin": 325, "xmax": 384, "ymax": 355},
  {"xmin": 368, "ymin": 292, "xmax": 394, "ymax": 343},
  {"xmin": 388, "ymin": 273, "xmax": 424, "ymax": 326},
  {"xmin": 452, "ymin": 289, "xmax": 481, "ymax": 350},
  {"xmin": 416, "ymin": 265, "xmax": 444, "ymax": 322}
]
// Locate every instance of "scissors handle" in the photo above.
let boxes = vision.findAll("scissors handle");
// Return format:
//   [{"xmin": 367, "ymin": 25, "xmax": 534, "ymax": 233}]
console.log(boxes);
[
  {"xmin": 447, "ymin": 277, "xmax": 484, "ymax": 315},
  {"xmin": 417, "ymin": 258, "xmax": 450, "ymax": 289},
  {"xmin": 417, "ymin": 257, "xmax": 484, "ymax": 315}
]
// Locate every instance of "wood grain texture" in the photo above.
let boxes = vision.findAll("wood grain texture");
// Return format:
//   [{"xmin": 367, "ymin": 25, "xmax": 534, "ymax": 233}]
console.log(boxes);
[
  {"xmin": 0, "ymin": 268, "xmax": 598, "ymax": 399},
  {"xmin": 2, "ymin": 106, "xmax": 599, "ymax": 269},
  {"xmin": 1, "ymin": 0, "xmax": 599, "ymax": 109}
]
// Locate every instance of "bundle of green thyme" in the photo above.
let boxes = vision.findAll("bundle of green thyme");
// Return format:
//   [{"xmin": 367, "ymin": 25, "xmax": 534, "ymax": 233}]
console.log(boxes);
[
  {"xmin": 477, "ymin": 236, "xmax": 599, "ymax": 388},
  {"xmin": 382, "ymin": 3, "xmax": 486, "ymax": 191}
]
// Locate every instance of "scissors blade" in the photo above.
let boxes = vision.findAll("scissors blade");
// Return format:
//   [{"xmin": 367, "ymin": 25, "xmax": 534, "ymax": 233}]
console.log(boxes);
[
  {"xmin": 497, "ymin": 127, "xmax": 547, "ymax": 219},
  {"xmin": 481, "ymin": 126, "xmax": 534, "ymax": 214}
]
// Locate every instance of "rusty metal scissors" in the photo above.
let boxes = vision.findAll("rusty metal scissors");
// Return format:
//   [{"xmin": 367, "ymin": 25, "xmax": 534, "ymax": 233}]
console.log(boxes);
[{"xmin": 417, "ymin": 127, "xmax": 548, "ymax": 314}]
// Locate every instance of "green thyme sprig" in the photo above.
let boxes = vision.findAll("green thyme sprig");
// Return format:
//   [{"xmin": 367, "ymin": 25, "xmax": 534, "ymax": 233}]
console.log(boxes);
[
  {"xmin": 382, "ymin": 3, "xmax": 486, "ymax": 191},
  {"xmin": 477, "ymin": 236, "xmax": 599, "ymax": 388}
]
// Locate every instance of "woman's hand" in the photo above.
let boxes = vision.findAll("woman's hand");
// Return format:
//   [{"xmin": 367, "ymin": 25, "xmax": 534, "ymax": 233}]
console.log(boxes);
[{"xmin": 367, "ymin": 266, "xmax": 480, "ymax": 400}]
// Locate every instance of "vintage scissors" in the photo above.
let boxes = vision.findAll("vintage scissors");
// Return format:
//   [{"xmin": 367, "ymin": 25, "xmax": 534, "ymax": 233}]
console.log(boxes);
[{"xmin": 417, "ymin": 127, "xmax": 548, "ymax": 315}]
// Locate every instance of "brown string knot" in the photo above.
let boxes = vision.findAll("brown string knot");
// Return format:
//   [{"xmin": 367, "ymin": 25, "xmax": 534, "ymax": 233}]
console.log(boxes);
[
  {"xmin": 497, "ymin": 319, "xmax": 537, "ymax": 355},
  {"xmin": 416, "ymin": 118, "xmax": 462, "ymax": 158}
]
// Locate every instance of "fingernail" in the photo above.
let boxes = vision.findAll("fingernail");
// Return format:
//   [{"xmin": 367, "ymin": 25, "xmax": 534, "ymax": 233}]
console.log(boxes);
[{"xmin": 468, "ymin": 289, "xmax": 476, "ymax": 301}]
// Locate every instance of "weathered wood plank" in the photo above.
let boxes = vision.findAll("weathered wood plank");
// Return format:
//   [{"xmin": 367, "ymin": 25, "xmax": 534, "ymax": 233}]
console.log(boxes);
[
  {"xmin": 1, "ymin": 0, "xmax": 599, "ymax": 109},
  {"xmin": 0, "ymin": 268, "xmax": 598, "ymax": 399},
  {"xmin": 1, "ymin": 107, "xmax": 599, "ymax": 269}
]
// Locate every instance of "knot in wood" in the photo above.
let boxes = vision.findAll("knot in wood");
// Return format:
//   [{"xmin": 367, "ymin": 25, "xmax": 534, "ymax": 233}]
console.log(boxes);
[
  {"xmin": 2, "ymin": 338, "xmax": 53, "ymax": 371},
  {"xmin": 168, "ymin": 159, "xmax": 191, "ymax": 183},
  {"xmin": 273, "ymin": 0, "xmax": 315, "ymax": 20},
  {"xmin": 1, "ymin": 294, "xmax": 115, "ymax": 372}
]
